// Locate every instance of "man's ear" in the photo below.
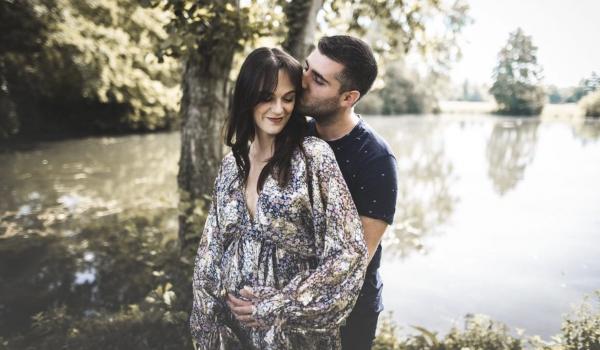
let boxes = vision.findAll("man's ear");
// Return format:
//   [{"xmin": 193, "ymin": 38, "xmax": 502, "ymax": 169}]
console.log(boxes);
[{"xmin": 341, "ymin": 90, "xmax": 361, "ymax": 107}]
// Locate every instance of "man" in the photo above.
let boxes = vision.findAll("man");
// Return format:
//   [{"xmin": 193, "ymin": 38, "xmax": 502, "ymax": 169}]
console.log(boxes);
[
  {"xmin": 298, "ymin": 35, "xmax": 398, "ymax": 350},
  {"xmin": 227, "ymin": 35, "xmax": 398, "ymax": 349}
]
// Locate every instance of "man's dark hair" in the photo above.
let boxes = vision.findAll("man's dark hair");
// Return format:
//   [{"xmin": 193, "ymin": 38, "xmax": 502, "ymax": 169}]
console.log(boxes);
[{"xmin": 317, "ymin": 35, "xmax": 378, "ymax": 101}]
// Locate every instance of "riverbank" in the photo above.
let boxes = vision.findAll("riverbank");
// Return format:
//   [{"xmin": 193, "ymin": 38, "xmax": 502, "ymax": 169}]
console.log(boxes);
[{"xmin": 439, "ymin": 100, "xmax": 586, "ymax": 120}]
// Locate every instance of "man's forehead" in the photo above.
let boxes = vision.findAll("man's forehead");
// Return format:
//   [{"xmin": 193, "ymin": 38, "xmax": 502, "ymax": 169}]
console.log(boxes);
[{"xmin": 307, "ymin": 50, "xmax": 344, "ymax": 78}]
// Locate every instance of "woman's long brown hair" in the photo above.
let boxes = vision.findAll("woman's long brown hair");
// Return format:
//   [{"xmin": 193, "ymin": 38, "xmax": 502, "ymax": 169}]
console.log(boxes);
[{"xmin": 224, "ymin": 47, "xmax": 307, "ymax": 191}]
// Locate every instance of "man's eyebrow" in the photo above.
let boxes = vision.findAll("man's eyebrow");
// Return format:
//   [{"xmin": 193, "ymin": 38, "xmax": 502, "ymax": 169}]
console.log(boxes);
[{"xmin": 305, "ymin": 60, "xmax": 330, "ymax": 84}]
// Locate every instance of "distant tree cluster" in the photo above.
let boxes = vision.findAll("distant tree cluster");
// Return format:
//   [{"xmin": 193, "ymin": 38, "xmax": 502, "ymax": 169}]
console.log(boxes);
[
  {"xmin": 546, "ymin": 72, "xmax": 600, "ymax": 104},
  {"xmin": 356, "ymin": 62, "xmax": 440, "ymax": 115},
  {"xmin": 445, "ymin": 80, "xmax": 491, "ymax": 102},
  {"xmin": 568, "ymin": 72, "xmax": 600, "ymax": 102},
  {"xmin": 490, "ymin": 28, "xmax": 545, "ymax": 116}
]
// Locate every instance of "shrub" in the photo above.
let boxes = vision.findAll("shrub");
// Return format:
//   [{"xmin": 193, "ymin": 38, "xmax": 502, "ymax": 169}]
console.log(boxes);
[
  {"xmin": 579, "ymin": 90, "xmax": 600, "ymax": 118},
  {"xmin": 561, "ymin": 290, "xmax": 600, "ymax": 350}
]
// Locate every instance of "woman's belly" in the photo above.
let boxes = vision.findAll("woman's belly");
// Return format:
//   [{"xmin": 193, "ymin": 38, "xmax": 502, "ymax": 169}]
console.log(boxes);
[{"xmin": 220, "ymin": 237, "xmax": 315, "ymax": 297}]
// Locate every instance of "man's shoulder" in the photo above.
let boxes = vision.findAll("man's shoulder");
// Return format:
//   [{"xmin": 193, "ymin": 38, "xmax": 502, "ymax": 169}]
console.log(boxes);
[{"xmin": 355, "ymin": 119, "xmax": 395, "ymax": 160}]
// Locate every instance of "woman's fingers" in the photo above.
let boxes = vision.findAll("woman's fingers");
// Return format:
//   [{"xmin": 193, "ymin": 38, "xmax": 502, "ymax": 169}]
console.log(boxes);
[
  {"xmin": 240, "ymin": 286, "xmax": 258, "ymax": 300},
  {"xmin": 226, "ymin": 299, "xmax": 255, "ymax": 317},
  {"xmin": 227, "ymin": 293, "xmax": 252, "ymax": 307},
  {"xmin": 226, "ymin": 291, "xmax": 261, "ymax": 327}
]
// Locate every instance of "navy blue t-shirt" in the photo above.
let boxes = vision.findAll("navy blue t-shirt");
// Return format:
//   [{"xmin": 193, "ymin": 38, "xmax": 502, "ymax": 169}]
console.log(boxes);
[{"xmin": 308, "ymin": 117, "xmax": 398, "ymax": 313}]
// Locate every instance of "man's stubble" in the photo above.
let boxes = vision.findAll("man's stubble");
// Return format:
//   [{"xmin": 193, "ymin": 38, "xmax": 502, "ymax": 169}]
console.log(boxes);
[{"xmin": 297, "ymin": 94, "xmax": 340, "ymax": 126}]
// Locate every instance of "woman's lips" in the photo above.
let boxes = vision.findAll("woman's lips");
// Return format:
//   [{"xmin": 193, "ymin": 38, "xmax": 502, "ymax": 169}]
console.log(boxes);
[{"xmin": 267, "ymin": 117, "xmax": 284, "ymax": 123}]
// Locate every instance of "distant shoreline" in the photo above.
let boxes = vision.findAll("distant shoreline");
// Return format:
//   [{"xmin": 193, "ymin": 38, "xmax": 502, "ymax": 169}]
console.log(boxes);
[{"xmin": 439, "ymin": 101, "xmax": 586, "ymax": 119}]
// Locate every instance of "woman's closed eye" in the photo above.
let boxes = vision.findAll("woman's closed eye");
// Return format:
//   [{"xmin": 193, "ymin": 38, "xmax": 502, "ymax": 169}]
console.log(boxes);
[{"xmin": 283, "ymin": 93, "xmax": 296, "ymax": 103}]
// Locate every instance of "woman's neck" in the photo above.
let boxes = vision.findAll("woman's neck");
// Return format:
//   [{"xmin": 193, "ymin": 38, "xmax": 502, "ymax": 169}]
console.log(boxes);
[{"xmin": 250, "ymin": 132, "xmax": 275, "ymax": 162}]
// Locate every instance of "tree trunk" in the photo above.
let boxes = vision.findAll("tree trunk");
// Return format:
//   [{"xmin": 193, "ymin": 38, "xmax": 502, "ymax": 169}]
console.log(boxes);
[
  {"xmin": 177, "ymin": 48, "xmax": 234, "ymax": 253},
  {"xmin": 282, "ymin": 0, "xmax": 323, "ymax": 62}
]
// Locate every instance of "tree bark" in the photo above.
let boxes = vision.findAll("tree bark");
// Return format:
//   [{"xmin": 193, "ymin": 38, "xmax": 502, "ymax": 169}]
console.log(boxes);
[
  {"xmin": 177, "ymin": 48, "xmax": 234, "ymax": 253},
  {"xmin": 282, "ymin": 0, "xmax": 323, "ymax": 62}
]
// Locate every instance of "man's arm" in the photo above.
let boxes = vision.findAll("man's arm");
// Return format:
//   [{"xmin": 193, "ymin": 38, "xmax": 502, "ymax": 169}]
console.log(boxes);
[{"xmin": 360, "ymin": 215, "xmax": 388, "ymax": 263}]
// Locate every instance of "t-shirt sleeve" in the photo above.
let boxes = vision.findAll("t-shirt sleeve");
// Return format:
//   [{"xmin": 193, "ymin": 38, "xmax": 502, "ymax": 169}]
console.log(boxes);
[{"xmin": 354, "ymin": 154, "xmax": 398, "ymax": 225}]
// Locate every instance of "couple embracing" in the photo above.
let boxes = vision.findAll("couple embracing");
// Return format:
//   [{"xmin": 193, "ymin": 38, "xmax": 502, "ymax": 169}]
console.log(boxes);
[{"xmin": 190, "ymin": 35, "xmax": 398, "ymax": 350}]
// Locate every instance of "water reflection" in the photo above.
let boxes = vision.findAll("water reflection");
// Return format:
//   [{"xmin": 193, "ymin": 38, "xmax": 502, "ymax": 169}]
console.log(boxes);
[
  {"xmin": 366, "ymin": 117, "xmax": 459, "ymax": 259},
  {"xmin": 571, "ymin": 119, "xmax": 600, "ymax": 144},
  {"xmin": 486, "ymin": 119, "xmax": 540, "ymax": 195},
  {"xmin": 0, "ymin": 209, "xmax": 184, "ymax": 337},
  {"xmin": 0, "ymin": 133, "xmax": 179, "ymax": 239}
]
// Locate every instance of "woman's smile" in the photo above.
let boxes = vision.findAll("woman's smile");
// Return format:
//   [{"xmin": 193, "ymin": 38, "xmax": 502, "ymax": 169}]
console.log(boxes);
[{"xmin": 266, "ymin": 116, "xmax": 284, "ymax": 123}]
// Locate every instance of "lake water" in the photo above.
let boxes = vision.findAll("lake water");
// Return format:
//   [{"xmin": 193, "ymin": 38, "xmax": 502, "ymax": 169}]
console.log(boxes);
[{"xmin": 1, "ymin": 115, "xmax": 599, "ymax": 338}]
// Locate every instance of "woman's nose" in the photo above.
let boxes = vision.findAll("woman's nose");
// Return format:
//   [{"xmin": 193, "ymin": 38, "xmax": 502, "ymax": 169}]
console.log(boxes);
[{"xmin": 271, "ymin": 99, "xmax": 284, "ymax": 114}]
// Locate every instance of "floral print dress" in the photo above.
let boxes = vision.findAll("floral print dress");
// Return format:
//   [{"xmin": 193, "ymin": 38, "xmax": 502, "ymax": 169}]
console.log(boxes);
[{"xmin": 190, "ymin": 137, "xmax": 368, "ymax": 350}]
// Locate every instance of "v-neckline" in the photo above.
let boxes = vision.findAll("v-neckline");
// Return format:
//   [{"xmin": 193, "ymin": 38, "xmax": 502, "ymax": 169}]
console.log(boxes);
[
  {"xmin": 243, "ymin": 184, "xmax": 259, "ymax": 225},
  {"xmin": 243, "ymin": 145, "xmax": 270, "ymax": 225}
]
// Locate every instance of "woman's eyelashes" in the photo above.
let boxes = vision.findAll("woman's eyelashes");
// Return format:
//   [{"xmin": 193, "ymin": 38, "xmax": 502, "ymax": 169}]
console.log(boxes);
[
  {"xmin": 259, "ymin": 92, "xmax": 295, "ymax": 103},
  {"xmin": 283, "ymin": 94, "xmax": 295, "ymax": 103}
]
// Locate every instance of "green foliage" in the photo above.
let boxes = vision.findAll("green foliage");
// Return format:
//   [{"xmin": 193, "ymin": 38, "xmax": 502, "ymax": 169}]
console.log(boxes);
[
  {"xmin": 0, "ymin": 0, "xmax": 181, "ymax": 139},
  {"xmin": 561, "ymin": 291, "xmax": 600, "ymax": 350},
  {"xmin": 320, "ymin": 1, "xmax": 470, "ymax": 115},
  {"xmin": 579, "ymin": 90, "xmax": 600, "ymax": 118},
  {"xmin": 566, "ymin": 72, "xmax": 600, "ymax": 103},
  {"xmin": 374, "ymin": 313, "xmax": 523, "ymax": 350},
  {"xmin": 373, "ymin": 291, "xmax": 600, "ymax": 350},
  {"xmin": 324, "ymin": 0, "xmax": 471, "ymax": 71},
  {"xmin": 443, "ymin": 314, "xmax": 523, "ymax": 350},
  {"xmin": 459, "ymin": 80, "xmax": 487, "ymax": 102},
  {"xmin": 490, "ymin": 28, "xmax": 545, "ymax": 116},
  {"xmin": 373, "ymin": 314, "xmax": 403, "ymax": 350},
  {"xmin": 145, "ymin": 0, "xmax": 278, "ymax": 64},
  {"xmin": 357, "ymin": 61, "xmax": 440, "ymax": 115},
  {"xmin": 1, "ymin": 209, "xmax": 199, "ymax": 349},
  {"xmin": 546, "ymin": 85, "xmax": 570, "ymax": 104}
]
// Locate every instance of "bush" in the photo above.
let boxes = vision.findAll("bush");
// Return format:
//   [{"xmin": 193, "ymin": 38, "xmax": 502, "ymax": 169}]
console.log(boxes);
[
  {"xmin": 373, "ymin": 290, "xmax": 600, "ymax": 350},
  {"xmin": 579, "ymin": 90, "xmax": 600, "ymax": 118},
  {"xmin": 562, "ymin": 290, "xmax": 600, "ymax": 350},
  {"xmin": 1, "ymin": 210, "xmax": 197, "ymax": 349},
  {"xmin": 374, "ymin": 313, "xmax": 523, "ymax": 350}
]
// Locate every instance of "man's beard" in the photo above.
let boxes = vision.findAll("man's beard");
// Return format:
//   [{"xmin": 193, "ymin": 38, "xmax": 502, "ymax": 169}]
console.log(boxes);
[{"xmin": 297, "ymin": 95, "xmax": 340, "ymax": 125}]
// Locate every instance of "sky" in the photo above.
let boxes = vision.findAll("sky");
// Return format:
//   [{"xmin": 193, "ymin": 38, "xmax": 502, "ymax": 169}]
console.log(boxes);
[{"xmin": 450, "ymin": 0, "xmax": 600, "ymax": 87}]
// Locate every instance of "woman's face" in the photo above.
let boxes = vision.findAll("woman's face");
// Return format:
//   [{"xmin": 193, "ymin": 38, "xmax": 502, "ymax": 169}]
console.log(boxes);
[{"xmin": 253, "ymin": 69, "xmax": 296, "ymax": 139}]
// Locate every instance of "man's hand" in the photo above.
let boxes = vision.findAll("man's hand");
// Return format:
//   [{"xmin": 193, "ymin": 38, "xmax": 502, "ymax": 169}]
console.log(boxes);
[{"xmin": 226, "ymin": 286, "xmax": 261, "ymax": 328}]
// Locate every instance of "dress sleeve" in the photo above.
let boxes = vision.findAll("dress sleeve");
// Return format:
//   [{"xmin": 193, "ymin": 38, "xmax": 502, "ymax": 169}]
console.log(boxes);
[
  {"xmin": 252, "ymin": 142, "xmax": 368, "ymax": 332},
  {"xmin": 189, "ymin": 166, "xmax": 238, "ymax": 348}
]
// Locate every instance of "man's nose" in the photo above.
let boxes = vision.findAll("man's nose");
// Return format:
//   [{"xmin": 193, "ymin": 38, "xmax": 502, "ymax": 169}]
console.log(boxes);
[{"xmin": 302, "ymin": 70, "xmax": 309, "ymax": 90}]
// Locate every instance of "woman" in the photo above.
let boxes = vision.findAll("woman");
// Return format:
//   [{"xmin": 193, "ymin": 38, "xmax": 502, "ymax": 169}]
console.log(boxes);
[{"xmin": 189, "ymin": 47, "xmax": 367, "ymax": 349}]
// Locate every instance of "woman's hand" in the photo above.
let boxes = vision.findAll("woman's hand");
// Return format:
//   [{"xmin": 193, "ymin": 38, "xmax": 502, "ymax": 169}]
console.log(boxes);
[{"xmin": 226, "ymin": 286, "xmax": 261, "ymax": 328}]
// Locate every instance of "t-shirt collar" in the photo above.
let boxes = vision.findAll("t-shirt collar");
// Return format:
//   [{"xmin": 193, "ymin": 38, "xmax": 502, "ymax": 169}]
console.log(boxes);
[{"xmin": 326, "ymin": 115, "xmax": 364, "ymax": 148}]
